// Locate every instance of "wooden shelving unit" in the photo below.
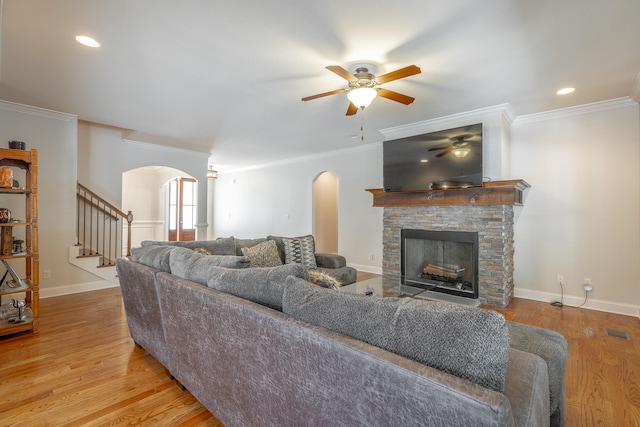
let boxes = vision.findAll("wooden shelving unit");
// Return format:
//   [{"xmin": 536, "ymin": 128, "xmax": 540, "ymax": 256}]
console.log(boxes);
[{"xmin": 0, "ymin": 148, "xmax": 38, "ymax": 336}]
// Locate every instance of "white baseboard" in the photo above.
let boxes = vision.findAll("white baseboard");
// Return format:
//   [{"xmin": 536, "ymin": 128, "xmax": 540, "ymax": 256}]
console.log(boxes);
[
  {"xmin": 514, "ymin": 287, "xmax": 640, "ymax": 318},
  {"xmin": 348, "ymin": 263, "xmax": 382, "ymax": 275},
  {"xmin": 40, "ymin": 280, "xmax": 119, "ymax": 299}
]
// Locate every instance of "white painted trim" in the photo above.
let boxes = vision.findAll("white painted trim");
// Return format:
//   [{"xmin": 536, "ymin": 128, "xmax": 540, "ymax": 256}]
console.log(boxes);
[
  {"xmin": 131, "ymin": 220, "xmax": 164, "ymax": 226},
  {"xmin": 40, "ymin": 280, "xmax": 118, "ymax": 299},
  {"xmin": 220, "ymin": 141, "xmax": 381, "ymax": 174},
  {"xmin": 348, "ymin": 262, "xmax": 382, "ymax": 275},
  {"xmin": 122, "ymin": 138, "xmax": 211, "ymax": 158},
  {"xmin": 0, "ymin": 99, "xmax": 77, "ymax": 121},
  {"xmin": 379, "ymin": 104, "xmax": 514, "ymax": 140},
  {"xmin": 514, "ymin": 287, "xmax": 640, "ymax": 318},
  {"xmin": 513, "ymin": 97, "xmax": 638, "ymax": 125}
]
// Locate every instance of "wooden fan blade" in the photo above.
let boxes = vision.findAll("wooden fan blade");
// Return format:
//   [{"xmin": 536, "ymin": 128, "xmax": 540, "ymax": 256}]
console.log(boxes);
[
  {"xmin": 435, "ymin": 147, "xmax": 453, "ymax": 158},
  {"xmin": 375, "ymin": 65, "xmax": 421, "ymax": 84},
  {"xmin": 377, "ymin": 88, "xmax": 415, "ymax": 105},
  {"xmin": 326, "ymin": 65, "xmax": 358, "ymax": 82},
  {"xmin": 301, "ymin": 88, "xmax": 346, "ymax": 102},
  {"xmin": 428, "ymin": 146, "xmax": 450, "ymax": 151},
  {"xmin": 346, "ymin": 102, "xmax": 359, "ymax": 116}
]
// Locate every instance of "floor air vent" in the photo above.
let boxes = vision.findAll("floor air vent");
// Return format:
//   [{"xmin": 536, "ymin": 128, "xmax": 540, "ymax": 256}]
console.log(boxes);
[{"xmin": 605, "ymin": 328, "xmax": 631, "ymax": 341}]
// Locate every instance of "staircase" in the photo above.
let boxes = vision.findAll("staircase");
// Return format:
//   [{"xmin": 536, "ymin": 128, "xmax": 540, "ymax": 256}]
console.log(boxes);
[{"xmin": 71, "ymin": 183, "xmax": 132, "ymax": 284}]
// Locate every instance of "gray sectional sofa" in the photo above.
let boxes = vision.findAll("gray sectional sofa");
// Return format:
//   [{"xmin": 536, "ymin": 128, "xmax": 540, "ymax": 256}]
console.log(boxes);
[
  {"xmin": 140, "ymin": 235, "xmax": 358, "ymax": 285},
  {"xmin": 116, "ymin": 245, "xmax": 568, "ymax": 427}
]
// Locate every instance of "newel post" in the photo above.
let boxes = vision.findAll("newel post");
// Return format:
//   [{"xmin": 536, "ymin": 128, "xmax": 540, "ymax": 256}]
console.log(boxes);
[{"xmin": 126, "ymin": 211, "xmax": 133, "ymax": 257}]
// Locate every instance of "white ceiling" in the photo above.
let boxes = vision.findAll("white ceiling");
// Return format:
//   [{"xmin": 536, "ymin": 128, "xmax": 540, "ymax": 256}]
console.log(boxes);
[{"xmin": 1, "ymin": 0, "xmax": 639, "ymax": 171}]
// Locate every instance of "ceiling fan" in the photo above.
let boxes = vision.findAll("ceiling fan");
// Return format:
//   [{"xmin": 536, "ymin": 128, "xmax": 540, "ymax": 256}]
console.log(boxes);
[
  {"xmin": 428, "ymin": 135, "xmax": 478, "ymax": 158},
  {"xmin": 302, "ymin": 64, "xmax": 421, "ymax": 115}
]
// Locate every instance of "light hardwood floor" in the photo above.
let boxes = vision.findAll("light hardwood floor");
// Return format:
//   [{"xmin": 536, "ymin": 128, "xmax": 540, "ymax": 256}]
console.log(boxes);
[{"xmin": 1, "ymin": 276, "xmax": 639, "ymax": 426}]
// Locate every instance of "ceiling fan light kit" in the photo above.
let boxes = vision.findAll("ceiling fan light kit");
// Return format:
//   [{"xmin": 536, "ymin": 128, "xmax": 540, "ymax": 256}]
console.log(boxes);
[
  {"xmin": 452, "ymin": 147, "xmax": 471, "ymax": 158},
  {"xmin": 347, "ymin": 87, "xmax": 378, "ymax": 109},
  {"xmin": 302, "ymin": 64, "xmax": 421, "ymax": 115}
]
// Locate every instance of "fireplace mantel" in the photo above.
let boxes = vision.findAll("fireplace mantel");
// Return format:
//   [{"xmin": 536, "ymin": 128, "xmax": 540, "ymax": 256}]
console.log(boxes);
[{"xmin": 366, "ymin": 180, "xmax": 530, "ymax": 207}]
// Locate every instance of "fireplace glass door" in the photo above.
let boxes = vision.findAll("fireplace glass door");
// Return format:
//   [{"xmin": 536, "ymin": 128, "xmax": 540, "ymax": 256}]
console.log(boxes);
[{"xmin": 401, "ymin": 229, "xmax": 479, "ymax": 298}]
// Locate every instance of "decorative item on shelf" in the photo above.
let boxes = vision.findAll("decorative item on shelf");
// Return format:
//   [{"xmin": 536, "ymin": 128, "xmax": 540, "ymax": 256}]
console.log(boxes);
[
  {"xmin": 1, "ymin": 259, "xmax": 25, "ymax": 288},
  {"xmin": 1, "ymin": 226, "xmax": 12, "ymax": 256},
  {"xmin": 8, "ymin": 299, "xmax": 26, "ymax": 323},
  {"xmin": 0, "ymin": 167, "xmax": 12, "ymax": 188},
  {"xmin": 0, "ymin": 208, "xmax": 10, "ymax": 223},
  {"xmin": 12, "ymin": 179, "xmax": 19, "ymax": 189},
  {"xmin": 12, "ymin": 238, "xmax": 24, "ymax": 254},
  {"xmin": 8, "ymin": 140, "xmax": 26, "ymax": 150}
]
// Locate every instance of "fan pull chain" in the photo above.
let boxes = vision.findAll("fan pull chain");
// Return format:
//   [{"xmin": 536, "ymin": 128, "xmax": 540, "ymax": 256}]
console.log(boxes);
[{"xmin": 360, "ymin": 108, "xmax": 365, "ymax": 141}]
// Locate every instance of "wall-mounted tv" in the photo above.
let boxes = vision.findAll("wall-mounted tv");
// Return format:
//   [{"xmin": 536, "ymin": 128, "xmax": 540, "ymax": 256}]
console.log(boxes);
[{"xmin": 383, "ymin": 123, "xmax": 483, "ymax": 192}]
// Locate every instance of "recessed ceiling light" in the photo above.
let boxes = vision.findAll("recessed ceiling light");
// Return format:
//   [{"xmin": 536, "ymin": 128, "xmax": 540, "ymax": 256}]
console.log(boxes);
[
  {"xmin": 556, "ymin": 87, "xmax": 575, "ymax": 95},
  {"xmin": 420, "ymin": 159, "xmax": 428, "ymax": 163},
  {"xmin": 75, "ymin": 35, "xmax": 100, "ymax": 48}
]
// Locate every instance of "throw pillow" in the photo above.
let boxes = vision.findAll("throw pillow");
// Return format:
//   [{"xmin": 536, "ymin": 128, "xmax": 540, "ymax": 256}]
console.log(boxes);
[
  {"xmin": 235, "ymin": 238, "xmax": 267, "ymax": 256},
  {"xmin": 241, "ymin": 240, "xmax": 283, "ymax": 268},
  {"xmin": 207, "ymin": 263, "xmax": 308, "ymax": 311},
  {"xmin": 282, "ymin": 277, "xmax": 510, "ymax": 393},
  {"xmin": 282, "ymin": 235, "xmax": 317, "ymax": 269},
  {"xmin": 307, "ymin": 269, "xmax": 341, "ymax": 290},
  {"xmin": 169, "ymin": 247, "xmax": 250, "ymax": 285}
]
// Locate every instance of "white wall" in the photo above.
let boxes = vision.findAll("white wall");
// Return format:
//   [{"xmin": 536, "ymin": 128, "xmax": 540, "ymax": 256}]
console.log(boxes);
[
  {"xmin": 212, "ymin": 99, "xmax": 640, "ymax": 315},
  {"xmin": 0, "ymin": 101, "xmax": 102, "ymax": 296},
  {"xmin": 213, "ymin": 145, "xmax": 384, "ymax": 273},
  {"xmin": 77, "ymin": 122, "xmax": 210, "ymax": 239},
  {"xmin": 511, "ymin": 99, "xmax": 640, "ymax": 314}
]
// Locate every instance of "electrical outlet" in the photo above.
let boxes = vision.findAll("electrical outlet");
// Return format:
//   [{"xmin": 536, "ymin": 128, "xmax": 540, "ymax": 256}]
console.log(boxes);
[
  {"xmin": 368, "ymin": 253, "xmax": 374, "ymax": 261},
  {"xmin": 43, "ymin": 270, "xmax": 51, "ymax": 279},
  {"xmin": 557, "ymin": 275, "xmax": 564, "ymax": 285},
  {"xmin": 583, "ymin": 278, "xmax": 593, "ymax": 292}
]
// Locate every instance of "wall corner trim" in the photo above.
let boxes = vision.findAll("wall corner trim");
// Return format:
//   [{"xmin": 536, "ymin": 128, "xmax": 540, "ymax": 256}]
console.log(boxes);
[{"xmin": 0, "ymin": 99, "xmax": 77, "ymax": 122}]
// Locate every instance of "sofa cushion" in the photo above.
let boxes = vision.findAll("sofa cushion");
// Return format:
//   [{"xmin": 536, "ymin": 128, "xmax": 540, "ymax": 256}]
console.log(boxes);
[
  {"xmin": 507, "ymin": 320, "xmax": 568, "ymax": 416},
  {"xmin": 169, "ymin": 247, "xmax": 250, "ymax": 285},
  {"xmin": 207, "ymin": 263, "xmax": 308, "ymax": 311},
  {"xmin": 315, "ymin": 266, "xmax": 357, "ymax": 286},
  {"xmin": 241, "ymin": 240, "xmax": 283, "ymax": 268},
  {"xmin": 282, "ymin": 277, "xmax": 510, "ymax": 392},
  {"xmin": 282, "ymin": 235, "xmax": 317, "ymax": 269},
  {"xmin": 130, "ymin": 245, "xmax": 176, "ymax": 272},
  {"xmin": 140, "ymin": 236, "xmax": 236, "ymax": 255},
  {"xmin": 314, "ymin": 253, "xmax": 347, "ymax": 269}
]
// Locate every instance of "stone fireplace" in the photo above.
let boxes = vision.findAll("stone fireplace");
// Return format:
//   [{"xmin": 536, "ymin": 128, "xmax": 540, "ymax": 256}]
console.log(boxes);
[
  {"xmin": 401, "ymin": 228, "xmax": 479, "ymax": 299},
  {"xmin": 367, "ymin": 180, "xmax": 529, "ymax": 307}
]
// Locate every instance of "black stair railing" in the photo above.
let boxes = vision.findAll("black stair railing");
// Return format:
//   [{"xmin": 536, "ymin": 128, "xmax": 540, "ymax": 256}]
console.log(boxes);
[{"xmin": 76, "ymin": 182, "xmax": 133, "ymax": 266}]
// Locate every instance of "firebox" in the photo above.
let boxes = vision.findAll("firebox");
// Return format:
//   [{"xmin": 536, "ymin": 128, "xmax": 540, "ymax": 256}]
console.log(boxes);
[{"xmin": 401, "ymin": 229, "xmax": 479, "ymax": 299}]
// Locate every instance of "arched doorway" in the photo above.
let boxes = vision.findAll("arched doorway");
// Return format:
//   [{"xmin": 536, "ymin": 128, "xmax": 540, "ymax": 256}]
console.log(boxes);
[
  {"xmin": 312, "ymin": 171, "xmax": 338, "ymax": 253},
  {"xmin": 122, "ymin": 166, "xmax": 198, "ymax": 246}
]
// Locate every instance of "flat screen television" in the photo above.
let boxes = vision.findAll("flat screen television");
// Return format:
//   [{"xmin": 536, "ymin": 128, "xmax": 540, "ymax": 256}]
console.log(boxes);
[{"xmin": 383, "ymin": 123, "xmax": 483, "ymax": 191}]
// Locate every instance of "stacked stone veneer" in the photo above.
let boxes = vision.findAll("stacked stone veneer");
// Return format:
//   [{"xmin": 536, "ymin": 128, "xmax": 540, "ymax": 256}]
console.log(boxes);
[{"xmin": 383, "ymin": 205, "xmax": 515, "ymax": 307}]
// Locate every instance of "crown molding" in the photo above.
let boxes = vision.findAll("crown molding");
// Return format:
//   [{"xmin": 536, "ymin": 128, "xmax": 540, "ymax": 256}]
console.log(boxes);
[
  {"xmin": 379, "ymin": 104, "xmax": 514, "ymax": 141},
  {"xmin": 513, "ymin": 97, "xmax": 638, "ymax": 125},
  {"xmin": 0, "ymin": 99, "xmax": 77, "ymax": 122}
]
